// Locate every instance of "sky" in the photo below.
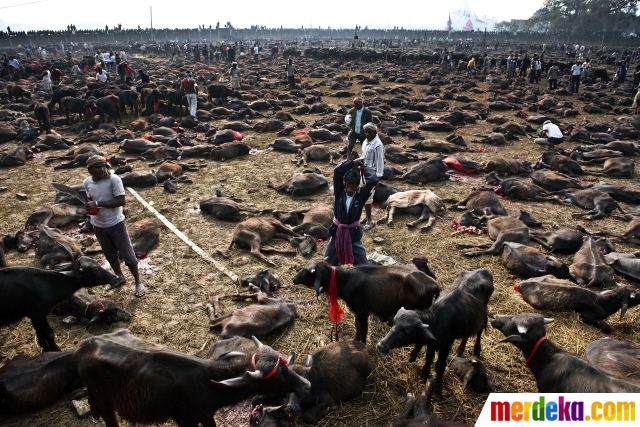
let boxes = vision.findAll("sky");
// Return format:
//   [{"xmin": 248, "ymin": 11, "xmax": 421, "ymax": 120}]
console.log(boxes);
[{"xmin": 1, "ymin": 0, "xmax": 545, "ymax": 32}]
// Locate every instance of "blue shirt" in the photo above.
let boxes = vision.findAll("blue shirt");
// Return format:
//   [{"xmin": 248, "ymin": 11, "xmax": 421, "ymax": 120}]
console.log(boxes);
[{"xmin": 354, "ymin": 107, "xmax": 364, "ymax": 135}]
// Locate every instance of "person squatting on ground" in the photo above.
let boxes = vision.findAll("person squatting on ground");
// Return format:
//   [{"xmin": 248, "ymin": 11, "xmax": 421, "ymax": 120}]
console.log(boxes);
[
  {"xmin": 229, "ymin": 62, "xmax": 241, "ymax": 90},
  {"xmin": 346, "ymin": 97, "xmax": 373, "ymax": 156},
  {"xmin": 360, "ymin": 123, "xmax": 384, "ymax": 231},
  {"xmin": 323, "ymin": 158, "xmax": 379, "ymax": 266},
  {"xmin": 535, "ymin": 120, "xmax": 564, "ymax": 146},
  {"xmin": 180, "ymin": 71, "xmax": 198, "ymax": 117},
  {"xmin": 83, "ymin": 155, "xmax": 145, "ymax": 298}
]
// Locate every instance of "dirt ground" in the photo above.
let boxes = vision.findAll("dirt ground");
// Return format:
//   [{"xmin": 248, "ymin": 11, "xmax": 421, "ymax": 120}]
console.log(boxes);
[{"xmin": 0, "ymin": 50, "xmax": 639, "ymax": 427}]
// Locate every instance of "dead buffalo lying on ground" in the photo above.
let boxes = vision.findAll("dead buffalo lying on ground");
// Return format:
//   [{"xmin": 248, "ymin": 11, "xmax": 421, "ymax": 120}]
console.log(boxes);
[
  {"xmin": 35, "ymin": 226, "xmax": 82, "ymax": 268},
  {"xmin": 127, "ymin": 218, "xmax": 160, "ymax": 259},
  {"xmin": 587, "ymin": 158, "xmax": 635, "ymax": 178},
  {"xmin": 222, "ymin": 217, "xmax": 301, "ymax": 265},
  {"xmin": 295, "ymin": 145, "xmax": 345, "ymax": 166},
  {"xmin": 454, "ymin": 188, "xmax": 507, "ymax": 216},
  {"xmin": 200, "ymin": 194, "xmax": 269, "ymax": 221},
  {"xmin": 457, "ymin": 215, "xmax": 529, "ymax": 257},
  {"xmin": 569, "ymin": 236, "xmax": 617, "ymax": 288},
  {"xmin": 25, "ymin": 204, "xmax": 87, "ymax": 230},
  {"xmin": 483, "ymin": 157, "xmax": 532, "ymax": 177},
  {"xmin": 530, "ymin": 170, "xmax": 586, "ymax": 191},
  {"xmin": 240, "ymin": 270, "xmax": 285, "ymax": 295},
  {"xmin": 378, "ymin": 189, "xmax": 445, "ymax": 231},
  {"xmin": 0, "ymin": 146, "xmax": 33, "ymax": 167},
  {"xmin": 275, "ymin": 204, "xmax": 333, "ymax": 240},
  {"xmin": 586, "ymin": 338, "xmax": 640, "ymax": 383},
  {"xmin": 494, "ymin": 178, "xmax": 555, "ymax": 201},
  {"xmin": 52, "ymin": 288, "xmax": 131, "ymax": 326},
  {"xmin": 554, "ymin": 188, "xmax": 623, "ymax": 220},
  {"xmin": 45, "ymin": 144, "xmax": 102, "ymax": 169},
  {"xmin": 515, "ymin": 276, "xmax": 639, "ymax": 332},
  {"xmin": 385, "ymin": 145, "xmax": 421, "ymax": 163},
  {"xmin": 267, "ymin": 169, "xmax": 329, "ymax": 197},
  {"xmin": 119, "ymin": 139, "xmax": 163, "ymax": 154},
  {"xmin": 401, "ymin": 157, "xmax": 449, "ymax": 184},
  {"xmin": 211, "ymin": 142, "xmax": 251, "ymax": 161},
  {"xmin": 0, "ymin": 350, "xmax": 82, "ymax": 414},
  {"xmin": 502, "ymin": 242, "xmax": 572, "ymax": 279},
  {"xmin": 208, "ymin": 290, "xmax": 297, "ymax": 338}
]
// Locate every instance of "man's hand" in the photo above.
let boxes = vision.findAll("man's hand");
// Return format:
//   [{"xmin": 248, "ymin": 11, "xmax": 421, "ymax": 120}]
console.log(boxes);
[
  {"xmin": 352, "ymin": 159, "xmax": 364, "ymax": 168},
  {"xmin": 85, "ymin": 201, "xmax": 98, "ymax": 210}
]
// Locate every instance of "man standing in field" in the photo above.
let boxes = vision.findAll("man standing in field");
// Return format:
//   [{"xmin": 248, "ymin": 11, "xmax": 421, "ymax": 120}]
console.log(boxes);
[{"xmin": 83, "ymin": 155, "xmax": 145, "ymax": 298}]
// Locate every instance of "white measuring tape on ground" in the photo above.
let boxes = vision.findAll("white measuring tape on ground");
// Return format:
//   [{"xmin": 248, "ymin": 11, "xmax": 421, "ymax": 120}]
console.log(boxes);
[{"xmin": 126, "ymin": 187, "xmax": 239, "ymax": 283}]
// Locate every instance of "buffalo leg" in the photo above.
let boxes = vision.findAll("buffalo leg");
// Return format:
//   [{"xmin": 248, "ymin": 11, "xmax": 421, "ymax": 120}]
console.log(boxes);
[
  {"xmin": 530, "ymin": 235, "xmax": 552, "ymax": 250},
  {"xmin": 455, "ymin": 338, "xmax": 468, "ymax": 356},
  {"xmin": 420, "ymin": 347, "xmax": 436, "ymax": 382},
  {"xmin": 31, "ymin": 316, "xmax": 60, "ymax": 351},
  {"xmin": 581, "ymin": 313, "xmax": 612, "ymax": 334},
  {"xmin": 473, "ymin": 330, "xmax": 483, "ymax": 356},
  {"xmin": 398, "ymin": 394, "xmax": 416, "ymax": 421},
  {"xmin": 302, "ymin": 396, "xmax": 337, "ymax": 424},
  {"xmin": 387, "ymin": 206, "xmax": 397, "ymax": 227},
  {"xmin": 259, "ymin": 246, "xmax": 297, "ymax": 256},
  {"xmin": 406, "ymin": 206, "xmax": 431, "ymax": 229},
  {"xmin": 409, "ymin": 344, "xmax": 424, "ymax": 362},
  {"xmin": 0, "ymin": 240, "xmax": 6, "ymax": 268},
  {"xmin": 354, "ymin": 313, "xmax": 369, "ymax": 344},
  {"xmin": 249, "ymin": 241, "xmax": 276, "ymax": 266},
  {"xmin": 431, "ymin": 342, "xmax": 454, "ymax": 402}
]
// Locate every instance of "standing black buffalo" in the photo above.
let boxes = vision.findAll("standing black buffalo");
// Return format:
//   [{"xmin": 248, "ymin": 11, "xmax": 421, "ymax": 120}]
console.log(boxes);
[{"xmin": 207, "ymin": 84, "xmax": 242, "ymax": 105}]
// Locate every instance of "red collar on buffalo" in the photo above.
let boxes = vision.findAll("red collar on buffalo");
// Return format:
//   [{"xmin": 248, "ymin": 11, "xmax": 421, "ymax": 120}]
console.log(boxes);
[
  {"xmin": 526, "ymin": 336, "xmax": 547, "ymax": 366},
  {"xmin": 251, "ymin": 352, "xmax": 288, "ymax": 380}
]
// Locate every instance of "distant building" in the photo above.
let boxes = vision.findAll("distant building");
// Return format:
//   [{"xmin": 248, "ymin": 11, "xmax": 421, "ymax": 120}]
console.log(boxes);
[{"xmin": 446, "ymin": 0, "xmax": 497, "ymax": 32}]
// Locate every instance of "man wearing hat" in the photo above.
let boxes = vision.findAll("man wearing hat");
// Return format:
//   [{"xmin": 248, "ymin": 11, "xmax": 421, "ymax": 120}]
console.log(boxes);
[
  {"xmin": 180, "ymin": 71, "xmax": 199, "ymax": 117},
  {"xmin": 83, "ymin": 155, "xmax": 145, "ymax": 297},
  {"xmin": 535, "ymin": 120, "xmax": 564, "ymax": 146},
  {"xmin": 229, "ymin": 62, "xmax": 241, "ymax": 90},
  {"xmin": 360, "ymin": 122, "xmax": 384, "ymax": 230},
  {"xmin": 346, "ymin": 97, "xmax": 373, "ymax": 156}
]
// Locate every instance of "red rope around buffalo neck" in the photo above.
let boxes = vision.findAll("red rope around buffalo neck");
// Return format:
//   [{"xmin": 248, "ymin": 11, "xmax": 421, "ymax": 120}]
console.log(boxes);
[
  {"xmin": 328, "ymin": 267, "xmax": 344, "ymax": 341},
  {"xmin": 251, "ymin": 352, "xmax": 288, "ymax": 380},
  {"xmin": 526, "ymin": 336, "xmax": 547, "ymax": 366}
]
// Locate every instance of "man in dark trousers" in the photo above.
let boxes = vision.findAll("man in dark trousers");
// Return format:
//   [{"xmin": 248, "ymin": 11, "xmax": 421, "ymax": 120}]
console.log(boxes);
[
  {"xmin": 323, "ymin": 158, "xmax": 379, "ymax": 266},
  {"xmin": 346, "ymin": 97, "xmax": 373, "ymax": 156},
  {"xmin": 83, "ymin": 155, "xmax": 145, "ymax": 297}
]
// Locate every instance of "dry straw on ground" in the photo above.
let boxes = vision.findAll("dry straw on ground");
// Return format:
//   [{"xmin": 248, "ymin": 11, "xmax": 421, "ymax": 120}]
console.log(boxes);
[{"xmin": 0, "ymin": 52, "xmax": 639, "ymax": 427}]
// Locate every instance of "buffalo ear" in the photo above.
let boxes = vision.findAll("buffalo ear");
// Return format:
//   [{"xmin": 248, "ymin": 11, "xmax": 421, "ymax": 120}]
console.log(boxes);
[
  {"xmin": 421, "ymin": 324, "xmax": 439, "ymax": 347},
  {"xmin": 218, "ymin": 351, "xmax": 246, "ymax": 361}
]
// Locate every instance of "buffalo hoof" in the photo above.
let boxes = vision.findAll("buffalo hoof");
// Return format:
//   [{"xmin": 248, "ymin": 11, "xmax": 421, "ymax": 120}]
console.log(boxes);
[
  {"xmin": 406, "ymin": 222, "xmax": 415, "ymax": 228},
  {"xmin": 464, "ymin": 252, "xmax": 478, "ymax": 257},
  {"xmin": 387, "ymin": 220, "xmax": 394, "ymax": 228}
]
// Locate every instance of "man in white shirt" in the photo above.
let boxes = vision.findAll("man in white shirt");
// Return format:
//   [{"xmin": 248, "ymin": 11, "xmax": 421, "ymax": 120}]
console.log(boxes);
[
  {"xmin": 95, "ymin": 67, "xmax": 108, "ymax": 83},
  {"xmin": 571, "ymin": 60, "xmax": 582, "ymax": 93},
  {"xmin": 83, "ymin": 155, "xmax": 145, "ymax": 297},
  {"xmin": 360, "ymin": 123, "xmax": 385, "ymax": 230},
  {"xmin": 535, "ymin": 120, "xmax": 564, "ymax": 146},
  {"xmin": 253, "ymin": 45, "xmax": 259, "ymax": 63}
]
